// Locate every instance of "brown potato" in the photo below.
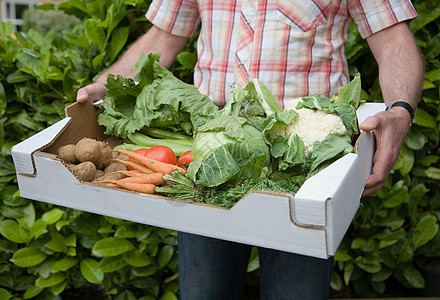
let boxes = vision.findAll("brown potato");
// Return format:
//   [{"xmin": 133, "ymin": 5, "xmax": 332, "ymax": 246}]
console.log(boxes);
[
  {"xmin": 101, "ymin": 161, "xmax": 128, "ymax": 180},
  {"xmin": 75, "ymin": 138, "xmax": 101, "ymax": 164},
  {"xmin": 58, "ymin": 144, "xmax": 78, "ymax": 164},
  {"xmin": 71, "ymin": 161, "xmax": 96, "ymax": 182}
]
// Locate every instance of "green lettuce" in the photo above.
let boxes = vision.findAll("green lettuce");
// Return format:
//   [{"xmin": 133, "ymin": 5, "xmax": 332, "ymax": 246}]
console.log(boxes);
[{"xmin": 97, "ymin": 53, "xmax": 219, "ymax": 139}]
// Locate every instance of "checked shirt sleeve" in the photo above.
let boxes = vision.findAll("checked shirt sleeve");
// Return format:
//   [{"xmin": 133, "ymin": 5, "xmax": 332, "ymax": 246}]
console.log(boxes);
[
  {"xmin": 146, "ymin": 0, "xmax": 201, "ymax": 37},
  {"xmin": 348, "ymin": 0, "xmax": 417, "ymax": 39}
]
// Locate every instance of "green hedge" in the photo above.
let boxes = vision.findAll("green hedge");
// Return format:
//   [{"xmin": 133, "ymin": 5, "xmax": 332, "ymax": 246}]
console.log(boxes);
[{"xmin": 0, "ymin": 0, "xmax": 438, "ymax": 299}]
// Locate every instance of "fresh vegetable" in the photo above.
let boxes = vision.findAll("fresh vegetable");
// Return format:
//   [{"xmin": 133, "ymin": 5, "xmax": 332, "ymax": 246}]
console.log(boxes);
[
  {"xmin": 101, "ymin": 162, "xmax": 129, "ymax": 180},
  {"xmin": 259, "ymin": 75, "xmax": 361, "ymax": 177},
  {"xmin": 57, "ymin": 144, "xmax": 78, "ymax": 164},
  {"xmin": 97, "ymin": 52, "xmax": 219, "ymax": 139},
  {"xmin": 134, "ymin": 148, "xmax": 149, "ymax": 156},
  {"xmin": 144, "ymin": 145, "xmax": 177, "ymax": 165},
  {"xmin": 126, "ymin": 131, "xmax": 192, "ymax": 157},
  {"xmin": 74, "ymin": 138, "xmax": 113, "ymax": 169},
  {"xmin": 141, "ymin": 127, "xmax": 193, "ymax": 142},
  {"xmin": 177, "ymin": 150, "xmax": 192, "ymax": 169},
  {"xmin": 70, "ymin": 162, "xmax": 96, "ymax": 182},
  {"xmin": 106, "ymin": 181, "xmax": 157, "ymax": 194},
  {"xmin": 98, "ymin": 172, "xmax": 165, "ymax": 185},
  {"xmin": 114, "ymin": 149, "xmax": 186, "ymax": 174},
  {"xmin": 115, "ymin": 159, "xmax": 153, "ymax": 174},
  {"xmin": 185, "ymin": 83, "xmax": 277, "ymax": 187}
]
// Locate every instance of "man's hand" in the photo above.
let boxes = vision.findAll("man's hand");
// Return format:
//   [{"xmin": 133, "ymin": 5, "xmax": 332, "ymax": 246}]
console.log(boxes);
[
  {"xmin": 76, "ymin": 81, "xmax": 107, "ymax": 103},
  {"xmin": 360, "ymin": 107, "xmax": 412, "ymax": 196}
]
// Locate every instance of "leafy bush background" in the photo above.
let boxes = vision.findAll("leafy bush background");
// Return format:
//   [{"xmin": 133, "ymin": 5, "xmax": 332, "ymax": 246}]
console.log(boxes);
[{"xmin": 0, "ymin": 0, "xmax": 438, "ymax": 299}]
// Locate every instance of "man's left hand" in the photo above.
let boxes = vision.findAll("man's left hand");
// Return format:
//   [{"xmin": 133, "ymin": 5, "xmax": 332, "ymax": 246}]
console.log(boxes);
[{"xmin": 359, "ymin": 107, "xmax": 412, "ymax": 196}]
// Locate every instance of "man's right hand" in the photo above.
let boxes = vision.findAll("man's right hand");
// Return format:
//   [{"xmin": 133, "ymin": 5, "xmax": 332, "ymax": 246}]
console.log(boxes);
[{"xmin": 76, "ymin": 81, "xmax": 107, "ymax": 103}]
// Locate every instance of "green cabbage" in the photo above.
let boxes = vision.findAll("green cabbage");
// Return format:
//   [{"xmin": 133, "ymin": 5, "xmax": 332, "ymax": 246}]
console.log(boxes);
[{"xmin": 186, "ymin": 115, "xmax": 270, "ymax": 187}]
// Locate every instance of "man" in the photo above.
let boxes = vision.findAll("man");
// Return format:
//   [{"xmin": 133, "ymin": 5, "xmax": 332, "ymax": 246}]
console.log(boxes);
[{"xmin": 77, "ymin": 0, "xmax": 424, "ymax": 298}]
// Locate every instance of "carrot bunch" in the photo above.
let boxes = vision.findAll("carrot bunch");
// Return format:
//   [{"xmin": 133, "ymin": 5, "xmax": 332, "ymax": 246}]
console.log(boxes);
[{"xmin": 96, "ymin": 149, "xmax": 187, "ymax": 194}]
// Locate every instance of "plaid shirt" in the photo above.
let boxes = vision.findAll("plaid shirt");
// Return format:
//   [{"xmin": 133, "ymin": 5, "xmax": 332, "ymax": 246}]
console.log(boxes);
[{"xmin": 146, "ymin": 0, "xmax": 417, "ymax": 107}]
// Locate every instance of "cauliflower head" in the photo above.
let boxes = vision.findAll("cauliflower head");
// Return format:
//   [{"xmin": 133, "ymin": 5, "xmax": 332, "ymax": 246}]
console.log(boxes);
[{"xmin": 269, "ymin": 98, "xmax": 349, "ymax": 156}]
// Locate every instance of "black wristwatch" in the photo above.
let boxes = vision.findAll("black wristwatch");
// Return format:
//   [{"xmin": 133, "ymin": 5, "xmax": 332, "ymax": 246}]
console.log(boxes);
[{"xmin": 385, "ymin": 101, "xmax": 415, "ymax": 123}]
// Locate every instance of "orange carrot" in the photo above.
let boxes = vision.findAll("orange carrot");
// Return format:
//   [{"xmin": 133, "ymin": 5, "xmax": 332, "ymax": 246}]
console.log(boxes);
[
  {"xmin": 111, "ymin": 181, "xmax": 156, "ymax": 194},
  {"xmin": 106, "ymin": 183, "xmax": 120, "ymax": 188},
  {"xmin": 114, "ymin": 149, "xmax": 186, "ymax": 174},
  {"xmin": 101, "ymin": 173, "xmax": 164, "ymax": 185},
  {"xmin": 115, "ymin": 159, "xmax": 153, "ymax": 174},
  {"xmin": 118, "ymin": 170, "xmax": 155, "ymax": 177}
]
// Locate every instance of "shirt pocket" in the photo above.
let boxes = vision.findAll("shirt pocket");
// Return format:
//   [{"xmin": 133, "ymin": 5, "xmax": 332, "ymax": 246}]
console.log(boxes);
[{"xmin": 276, "ymin": 0, "xmax": 332, "ymax": 31}]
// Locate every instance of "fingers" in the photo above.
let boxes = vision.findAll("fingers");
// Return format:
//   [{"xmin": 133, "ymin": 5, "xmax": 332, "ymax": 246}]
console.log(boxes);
[
  {"xmin": 360, "ymin": 111, "xmax": 407, "ymax": 197},
  {"xmin": 76, "ymin": 82, "xmax": 107, "ymax": 103},
  {"xmin": 359, "ymin": 116, "xmax": 378, "ymax": 132}
]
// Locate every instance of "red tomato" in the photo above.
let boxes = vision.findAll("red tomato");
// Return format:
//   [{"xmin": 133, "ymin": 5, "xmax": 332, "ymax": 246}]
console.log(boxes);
[
  {"xmin": 177, "ymin": 150, "xmax": 192, "ymax": 170},
  {"xmin": 126, "ymin": 148, "xmax": 150, "ymax": 170},
  {"xmin": 134, "ymin": 148, "xmax": 149, "ymax": 156},
  {"xmin": 145, "ymin": 145, "xmax": 177, "ymax": 165}
]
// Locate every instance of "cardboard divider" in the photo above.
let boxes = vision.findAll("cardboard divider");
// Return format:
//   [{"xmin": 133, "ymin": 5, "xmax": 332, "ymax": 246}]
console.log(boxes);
[{"xmin": 44, "ymin": 101, "xmax": 116, "ymax": 155}]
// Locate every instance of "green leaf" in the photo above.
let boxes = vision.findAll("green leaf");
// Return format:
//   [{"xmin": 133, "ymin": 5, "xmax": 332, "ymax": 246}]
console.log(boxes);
[
  {"xmin": 330, "ymin": 271, "xmax": 343, "ymax": 291},
  {"xmin": 115, "ymin": 290, "xmax": 137, "ymax": 300},
  {"xmin": 30, "ymin": 219, "xmax": 47, "ymax": 240},
  {"xmin": 402, "ymin": 265, "xmax": 425, "ymax": 288},
  {"xmin": 10, "ymin": 246, "xmax": 47, "ymax": 267},
  {"xmin": 45, "ymin": 232, "xmax": 68, "ymax": 253},
  {"xmin": 393, "ymin": 144, "xmax": 414, "ymax": 176},
  {"xmin": 80, "ymin": 258, "xmax": 104, "ymax": 284},
  {"xmin": 424, "ymin": 167, "xmax": 440, "ymax": 180},
  {"xmin": 16, "ymin": 52, "xmax": 47, "ymax": 83},
  {"xmin": 412, "ymin": 214, "xmax": 439, "ymax": 248},
  {"xmin": 98, "ymin": 256, "xmax": 127, "ymax": 273},
  {"xmin": 382, "ymin": 188, "xmax": 408, "ymax": 208},
  {"xmin": 0, "ymin": 220, "xmax": 28, "ymax": 243},
  {"xmin": 51, "ymin": 280, "xmax": 68, "ymax": 296},
  {"xmin": 398, "ymin": 239, "xmax": 414, "ymax": 263},
  {"xmin": 52, "ymin": 257, "xmax": 79, "ymax": 272},
  {"xmin": 123, "ymin": 249, "xmax": 152, "ymax": 267},
  {"xmin": 17, "ymin": 203, "xmax": 36, "ymax": 229},
  {"xmin": 176, "ymin": 51, "xmax": 197, "ymax": 70},
  {"xmin": 85, "ymin": 19, "xmax": 106, "ymax": 52},
  {"xmin": 247, "ymin": 247, "xmax": 260, "ymax": 272},
  {"xmin": 372, "ymin": 268, "xmax": 392, "ymax": 282},
  {"xmin": 23, "ymin": 285, "xmax": 44, "ymax": 299},
  {"xmin": 0, "ymin": 288, "xmax": 11, "ymax": 300},
  {"xmin": 158, "ymin": 245, "xmax": 174, "ymax": 268},
  {"xmin": 131, "ymin": 266, "xmax": 158, "ymax": 277},
  {"xmin": 343, "ymin": 262, "xmax": 354, "ymax": 285},
  {"xmin": 159, "ymin": 291, "xmax": 178, "ymax": 300},
  {"xmin": 0, "ymin": 82, "xmax": 6, "ymax": 117},
  {"xmin": 92, "ymin": 237, "xmax": 134, "ymax": 257},
  {"xmin": 378, "ymin": 239, "xmax": 398, "ymax": 249},
  {"xmin": 413, "ymin": 108, "xmax": 437, "ymax": 128},
  {"xmin": 109, "ymin": 27, "xmax": 129, "ymax": 62},
  {"xmin": 115, "ymin": 223, "xmax": 139, "ymax": 238},
  {"xmin": 355, "ymin": 257, "xmax": 381, "ymax": 273},
  {"xmin": 405, "ymin": 128, "xmax": 428, "ymax": 150},
  {"xmin": 35, "ymin": 273, "xmax": 67, "ymax": 288},
  {"xmin": 92, "ymin": 52, "xmax": 106, "ymax": 70},
  {"xmin": 41, "ymin": 208, "xmax": 64, "ymax": 224},
  {"xmin": 351, "ymin": 238, "xmax": 366, "ymax": 249},
  {"xmin": 410, "ymin": 1, "xmax": 440, "ymax": 31}
]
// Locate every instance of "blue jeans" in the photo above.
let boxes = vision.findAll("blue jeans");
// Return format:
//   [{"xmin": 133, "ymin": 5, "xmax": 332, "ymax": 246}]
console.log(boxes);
[{"xmin": 178, "ymin": 232, "xmax": 334, "ymax": 300}]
